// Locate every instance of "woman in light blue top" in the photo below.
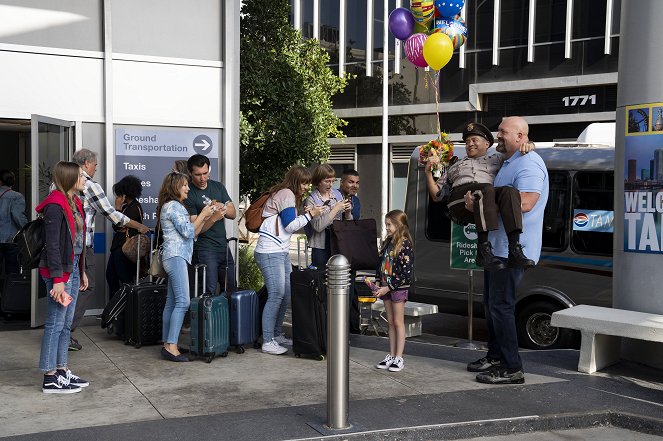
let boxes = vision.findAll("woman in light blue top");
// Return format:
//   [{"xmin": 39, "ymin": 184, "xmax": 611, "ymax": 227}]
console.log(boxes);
[{"xmin": 156, "ymin": 172, "xmax": 215, "ymax": 362}]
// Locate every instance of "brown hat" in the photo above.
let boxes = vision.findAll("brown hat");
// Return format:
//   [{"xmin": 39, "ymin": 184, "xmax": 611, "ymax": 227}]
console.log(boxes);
[{"xmin": 462, "ymin": 122, "xmax": 494, "ymax": 145}]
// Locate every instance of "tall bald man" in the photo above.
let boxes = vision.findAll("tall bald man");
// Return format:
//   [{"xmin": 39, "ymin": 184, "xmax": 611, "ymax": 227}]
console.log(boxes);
[{"xmin": 465, "ymin": 117, "xmax": 549, "ymax": 385}]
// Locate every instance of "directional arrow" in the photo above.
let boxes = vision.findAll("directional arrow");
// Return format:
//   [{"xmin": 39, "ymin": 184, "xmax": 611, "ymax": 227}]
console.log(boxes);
[{"xmin": 194, "ymin": 139, "xmax": 211, "ymax": 151}]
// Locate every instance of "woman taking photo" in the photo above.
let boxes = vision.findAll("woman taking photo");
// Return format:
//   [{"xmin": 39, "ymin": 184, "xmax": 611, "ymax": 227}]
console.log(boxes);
[
  {"xmin": 156, "ymin": 171, "xmax": 215, "ymax": 362},
  {"xmin": 304, "ymin": 164, "xmax": 351, "ymax": 268},
  {"xmin": 106, "ymin": 175, "xmax": 145, "ymax": 296},
  {"xmin": 37, "ymin": 161, "xmax": 89, "ymax": 393},
  {"xmin": 255, "ymin": 165, "xmax": 323, "ymax": 355}
]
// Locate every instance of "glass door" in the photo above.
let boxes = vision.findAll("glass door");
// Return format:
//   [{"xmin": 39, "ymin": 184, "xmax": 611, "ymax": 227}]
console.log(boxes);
[{"xmin": 30, "ymin": 115, "xmax": 74, "ymax": 327}]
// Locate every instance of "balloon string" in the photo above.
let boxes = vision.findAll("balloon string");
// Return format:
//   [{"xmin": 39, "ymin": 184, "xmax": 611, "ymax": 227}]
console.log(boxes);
[{"xmin": 426, "ymin": 70, "xmax": 442, "ymax": 138}]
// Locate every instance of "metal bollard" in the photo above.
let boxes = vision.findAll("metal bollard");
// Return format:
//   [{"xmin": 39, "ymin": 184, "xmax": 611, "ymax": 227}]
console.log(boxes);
[{"xmin": 326, "ymin": 254, "xmax": 352, "ymax": 430}]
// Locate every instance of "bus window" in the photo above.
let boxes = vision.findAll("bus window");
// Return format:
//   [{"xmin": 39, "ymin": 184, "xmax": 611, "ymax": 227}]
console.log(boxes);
[
  {"xmin": 571, "ymin": 171, "xmax": 614, "ymax": 256},
  {"xmin": 542, "ymin": 171, "xmax": 571, "ymax": 251},
  {"xmin": 426, "ymin": 196, "xmax": 451, "ymax": 241}
]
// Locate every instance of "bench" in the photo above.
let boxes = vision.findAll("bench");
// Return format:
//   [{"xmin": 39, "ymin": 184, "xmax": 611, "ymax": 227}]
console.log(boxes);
[
  {"xmin": 371, "ymin": 299, "xmax": 438, "ymax": 337},
  {"xmin": 551, "ymin": 304, "xmax": 663, "ymax": 374}
]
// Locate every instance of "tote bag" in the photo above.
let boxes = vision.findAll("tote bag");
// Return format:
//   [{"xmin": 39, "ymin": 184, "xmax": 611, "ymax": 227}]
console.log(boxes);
[{"xmin": 330, "ymin": 219, "xmax": 379, "ymax": 271}]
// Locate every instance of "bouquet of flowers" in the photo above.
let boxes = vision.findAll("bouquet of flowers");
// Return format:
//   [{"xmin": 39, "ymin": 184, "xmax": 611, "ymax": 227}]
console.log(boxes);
[{"xmin": 419, "ymin": 133, "xmax": 455, "ymax": 178}]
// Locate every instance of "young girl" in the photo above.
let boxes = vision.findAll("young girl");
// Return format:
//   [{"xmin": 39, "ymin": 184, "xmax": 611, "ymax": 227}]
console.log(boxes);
[
  {"xmin": 37, "ymin": 161, "xmax": 89, "ymax": 393},
  {"xmin": 372, "ymin": 210, "xmax": 414, "ymax": 372},
  {"xmin": 255, "ymin": 165, "xmax": 324, "ymax": 355}
]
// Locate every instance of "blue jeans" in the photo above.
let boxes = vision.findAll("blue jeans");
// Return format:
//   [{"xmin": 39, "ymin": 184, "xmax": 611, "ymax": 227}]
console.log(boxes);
[
  {"xmin": 39, "ymin": 255, "xmax": 81, "ymax": 372},
  {"xmin": 483, "ymin": 260, "xmax": 525, "ymax": 370},
  {"xmin": 162, "ymin": 256, "xmax": 191, "ymax": 344},
  {"xmin": 311, "ymin": 230, "xmax": 332, "ymax": 268},
  {"xmin": 254, "ymin": 251, "xmax": 291, "ymax": 341},
  {"xmin": 193, "ymin": 249, "xmax": 236, "ymax": 294}
]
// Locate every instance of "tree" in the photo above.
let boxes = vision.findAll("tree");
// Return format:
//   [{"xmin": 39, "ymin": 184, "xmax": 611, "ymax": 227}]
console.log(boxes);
[{"xmin": 240, "ymin": 0, "xmax": 348, "ymax": 200}]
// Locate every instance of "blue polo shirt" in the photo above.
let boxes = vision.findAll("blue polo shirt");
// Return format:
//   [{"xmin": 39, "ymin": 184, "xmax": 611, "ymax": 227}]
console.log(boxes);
[{"xmin": 488, "ymin": 151, "xmax": 549, "ymax": 263}]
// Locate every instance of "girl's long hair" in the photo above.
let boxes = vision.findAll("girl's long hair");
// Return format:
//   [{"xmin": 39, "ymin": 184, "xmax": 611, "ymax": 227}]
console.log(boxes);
[
  {"xmin": 156, "ymin": 172, "xmax": 188, "ymax": 222},
  {"xmin": 52, "ymin": 161, "xmax": 84, "ymax": 231},
  {"xmin": 384, "ymin": 209, "xmax": 413, "ymax": 256},
  {"xmin": 268, "ymin": 165, "xmax": 312, "ymax": 206}
]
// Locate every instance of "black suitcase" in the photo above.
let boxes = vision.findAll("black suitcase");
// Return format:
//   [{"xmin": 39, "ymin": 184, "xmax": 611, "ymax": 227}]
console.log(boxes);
[
  {"xmin": 123, "ymin": 232, "xmax": 167, "ymax": 348},
  {"xmin": 0, "ymin": 272, "xmax": 30, "ymax": 314},
  {"xmin": 290, "ymin": 237, "xmax": 327, "ymax": 360}
]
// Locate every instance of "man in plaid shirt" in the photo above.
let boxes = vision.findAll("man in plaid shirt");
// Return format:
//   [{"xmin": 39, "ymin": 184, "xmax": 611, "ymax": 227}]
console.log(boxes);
[{"xmin": 69, "ymin": 149, "xmax": 149, "ymax": 350}]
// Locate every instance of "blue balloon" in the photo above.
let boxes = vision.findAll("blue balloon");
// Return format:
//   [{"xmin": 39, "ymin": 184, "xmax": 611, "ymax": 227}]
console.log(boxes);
[{"xmin": 434, "ymin": 0, "xmax": 465, "ymax": 19}]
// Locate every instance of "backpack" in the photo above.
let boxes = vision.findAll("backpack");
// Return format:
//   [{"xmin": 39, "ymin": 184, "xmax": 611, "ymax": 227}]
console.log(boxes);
[
  {"xmin": 244, "ymin": 192, "xmax": 272, "ymax": 233},
  {"xmin": 13, "ymin": 217, "xmax": 45, "ymax": 270}
]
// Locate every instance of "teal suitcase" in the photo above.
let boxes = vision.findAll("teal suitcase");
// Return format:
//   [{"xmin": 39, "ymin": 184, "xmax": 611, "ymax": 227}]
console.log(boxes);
[{"xmin": 189, "ymin": 264, "xmax": 230, "ymax": 362}]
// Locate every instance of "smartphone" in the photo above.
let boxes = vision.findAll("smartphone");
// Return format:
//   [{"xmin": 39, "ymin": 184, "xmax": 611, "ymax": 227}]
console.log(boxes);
[{"xmin": 323, "ymin": 200, "xmax": 331, "ymax": 206}]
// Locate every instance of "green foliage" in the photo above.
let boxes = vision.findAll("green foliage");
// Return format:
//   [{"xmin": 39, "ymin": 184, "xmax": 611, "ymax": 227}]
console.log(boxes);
[
  {"xmin": 240, "ymin": 0, "xmax": 348, "ymax": 200},
  {"xmin": 238, "ymin": 243, "xmax": 264, "ymax": 292}
]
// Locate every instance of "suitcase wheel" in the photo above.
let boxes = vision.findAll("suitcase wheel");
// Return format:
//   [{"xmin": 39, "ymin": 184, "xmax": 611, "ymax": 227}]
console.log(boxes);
[
  {"xmin": 295, "ymin": 353, "xmax": 301, "ymax": 358},
  {"xmin": 316, "ymin": 355, "xmax": 325, "ymax": 361},
  {"xmin": 236, "ymin": 346, "xmax": 245, "ymax": 354},
  {"xmin": 205, "ymin": 355, "xmax": 215, "ymax": 363},
  {"xmin": 221, "ymin": 351, "xmax": 228, "ymax": 358},
  {"xmin": 253, "ymin": 340, "xmax": 261, "ymax": 350},
  {"xmin": 107, "ymin": 324, "xmax": 114, "ymax": 335},
  {"xmin": 135, "ymin": 343, "xmax": 142, "ymax": 349}
]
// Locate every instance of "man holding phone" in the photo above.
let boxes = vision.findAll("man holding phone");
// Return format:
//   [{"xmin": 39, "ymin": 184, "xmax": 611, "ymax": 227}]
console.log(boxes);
[
  {"xmin": 339, "ymin": 169, "xmax": 360, "ymax": 220},
  {"xmin": 185, "ymin": 154, "xmax": 236, "ymax": 294}
]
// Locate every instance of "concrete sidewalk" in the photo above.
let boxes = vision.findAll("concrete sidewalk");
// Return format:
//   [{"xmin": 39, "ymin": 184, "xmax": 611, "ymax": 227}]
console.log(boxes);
[{"xmin": 1, "ymin": 319, "xmax": 662, "ymax": 440}]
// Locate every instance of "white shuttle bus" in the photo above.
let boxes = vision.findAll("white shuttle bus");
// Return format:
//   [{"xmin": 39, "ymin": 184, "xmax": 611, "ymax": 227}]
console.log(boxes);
[{"xmin": 404, "ymin": 123, "xmax": 615, "ymax": 349}]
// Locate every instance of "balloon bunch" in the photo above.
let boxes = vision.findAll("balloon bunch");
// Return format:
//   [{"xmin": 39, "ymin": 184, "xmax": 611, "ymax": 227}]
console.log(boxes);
[{"xmin": 389, "ymin": 1, "xmax": 467, "ymax": 70}]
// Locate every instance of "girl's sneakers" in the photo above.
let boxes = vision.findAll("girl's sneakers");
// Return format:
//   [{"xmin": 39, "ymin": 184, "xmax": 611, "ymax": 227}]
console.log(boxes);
[
  {"xmin": 376, "ymin": 354, "xmax": 394, "ymax": 369},
  {"xmin": 42, "ymin": 374, "xmax": 81, "ymax": 394},
  {"xmin": 388, "ymin": 356, "xmax": 405, "ymax": 372}
]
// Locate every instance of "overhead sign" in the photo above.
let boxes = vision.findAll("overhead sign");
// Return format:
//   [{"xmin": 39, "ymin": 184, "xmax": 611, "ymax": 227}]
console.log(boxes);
[
  {"xmin": 115, "ymin": 127, "xmax": 220, "ymax": 228},
  {"xmin": 450, "ymin": 223, "xmax": 480, "ymax": 270}
]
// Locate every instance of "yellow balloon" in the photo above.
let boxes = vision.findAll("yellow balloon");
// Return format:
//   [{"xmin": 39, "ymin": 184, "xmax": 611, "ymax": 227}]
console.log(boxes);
[{"xmin": 422, "ymin": 33, "xmax": 454, "ymax": 70}]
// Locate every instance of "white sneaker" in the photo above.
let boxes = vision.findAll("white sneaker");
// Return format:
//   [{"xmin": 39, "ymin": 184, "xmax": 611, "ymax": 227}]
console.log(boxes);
[
  {"xmin": 262, "ymin": 338, "xmax": 288, "ymax": 355},
  {"xmin": 274, "ymin": 334, "xmax": 293, "ymax": 346},
  {"xmin": 388, "ymin": 356, "xmax": 404, "ymax": 372},
  {"xmin": 376, "ymin": 354, "xmax": 394, "ymax": 369}
]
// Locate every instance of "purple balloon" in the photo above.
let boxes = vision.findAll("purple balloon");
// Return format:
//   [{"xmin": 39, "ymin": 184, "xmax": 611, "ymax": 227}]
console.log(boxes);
[
  {"xmin": 404, "ymin": 33, "xmax": 428, "ymax": 68},
  {"xmin": 434, "ymin": 0, "xmax": 465, "ymax": 19},
  {"xmin": 388, "ymin": 7, "xmax": 415, "ymax": 41}
]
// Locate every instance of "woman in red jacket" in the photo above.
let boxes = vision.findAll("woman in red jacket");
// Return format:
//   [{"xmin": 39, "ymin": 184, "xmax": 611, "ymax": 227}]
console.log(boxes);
[{"xmin": 37, "ymin": 161, "xmax": 89, "ymax": 394}]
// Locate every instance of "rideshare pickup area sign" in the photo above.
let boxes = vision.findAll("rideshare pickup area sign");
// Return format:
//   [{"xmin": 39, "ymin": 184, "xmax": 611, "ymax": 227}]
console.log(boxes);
[
  {"xmin": 115, "ymin": 127, "xmax": 219, "ymax": 229},
  {"xmin": 450, "ymin": 223, "xmax": 480, "ymax": 270}
]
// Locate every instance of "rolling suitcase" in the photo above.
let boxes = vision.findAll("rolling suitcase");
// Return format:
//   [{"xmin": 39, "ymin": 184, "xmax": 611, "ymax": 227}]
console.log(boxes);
[
  {"xmin": 291, "ymin": 237, "xmax": 327, "ymax": 360},
  {"xmin": 189, "ymin": 264, "xmax": 230, "ymax": 362},
  {"xmin": 101, "ymin": 231, "xmax": 150, "ymax": 337},
  {"xmin": 225, "ymin": 238, "xmax": 260, "ymax": 353},
  {"xmin": 124, "ymin": 233, "xmax": 167, "ymax": 348},
  {"xmin": 0, "ymin": 271, "xmax": 30, "ymax": 314}
]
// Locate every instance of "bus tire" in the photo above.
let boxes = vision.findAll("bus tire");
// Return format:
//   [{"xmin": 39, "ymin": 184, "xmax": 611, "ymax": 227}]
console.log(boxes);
[{"xmin": 516, "ymin": 301, "xmax": 576, "ymax": 350}]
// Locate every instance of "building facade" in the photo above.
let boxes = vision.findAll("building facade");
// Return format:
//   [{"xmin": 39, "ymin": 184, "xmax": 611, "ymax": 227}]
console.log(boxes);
[
  {"xmin": 0, "ymin": 0, "xmax": 240, "ymax": 326},
  {"xmin": 290, "ymin": 0, "xmax": 620, "ymax": 221}
]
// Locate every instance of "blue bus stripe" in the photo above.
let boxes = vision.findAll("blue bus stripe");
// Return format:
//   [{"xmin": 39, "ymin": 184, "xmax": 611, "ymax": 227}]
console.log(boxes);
[{"xmin": 539, "ymin": 255, "xmax": 613, "ymax": 268}]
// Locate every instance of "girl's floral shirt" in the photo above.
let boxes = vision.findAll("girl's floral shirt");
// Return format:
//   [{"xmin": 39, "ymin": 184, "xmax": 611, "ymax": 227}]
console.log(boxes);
[{"xmin": 377, "ymin": 237, "xmax": 414, "ymax": 291}]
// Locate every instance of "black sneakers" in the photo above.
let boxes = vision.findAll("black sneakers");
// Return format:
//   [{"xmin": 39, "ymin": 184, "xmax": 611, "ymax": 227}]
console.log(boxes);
[
  {"xmin": 42, "ymin": 374, "xmax": 82, "ymax": 394},
  {"xmin": 476, "ymin": 242, "xmax": 506, "ymax": 271},
  {"xmin": 508, "ymin": 243, "xmax": 535, "ymax": 269},
  {"xmin": 467, "ymin": 356, "xmax": 501, "ymax": 372},
  {"xmin": 68, "ymin": 336, "xmax": 82, "ymax": 351},
  {"xmin": 476, "ymin": 368, "xmax": 525, "ymax": 384}
]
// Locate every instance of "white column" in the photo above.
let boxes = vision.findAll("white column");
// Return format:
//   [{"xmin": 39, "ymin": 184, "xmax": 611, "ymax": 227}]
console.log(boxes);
[
  {"xmin": 564, "ymin": 0, "xmax": 574, "ymax": 59},
  {"xmin": 366, "ymin": 0, "xmax": 373, "ymax": 76},
  {"xmin": 339, "ymin": 0, "xmax": 346, "ymax": 77},
  {"xmin": 381, "ymin": 0, "xmax": 389, "ymax": 237},
  {"xmin": 604, "ymin": 0, "xmax": 614, "ymax": 55},
  {"xmin": 492, "ymin": 0, "xmax": 501, "ymax": 66},
  {"xmin": 527, "ymin": 0, "xmax": 536, "ymax": 62}
]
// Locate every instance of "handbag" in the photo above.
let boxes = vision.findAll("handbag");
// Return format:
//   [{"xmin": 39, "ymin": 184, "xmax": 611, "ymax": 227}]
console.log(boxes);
[
  {"xmin": 148, "ymin": 227, "xmax": 167, "ymax": 278},
  {"xmin": 330, "ymin": 219, "xmax": 379, "ymax": 271},
  {"xmin": 122, "ymin": 232, "xmax": 149, "ymax": 263}
]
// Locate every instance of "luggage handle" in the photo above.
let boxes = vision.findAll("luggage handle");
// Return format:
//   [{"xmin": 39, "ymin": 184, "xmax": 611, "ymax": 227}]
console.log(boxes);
[
  {"xmin": 134, "ymin": 229, "xmax": 153, "ymax": 285},
  {"xmin": 297, "ymin": 236, "xmax": 309, "ymax": 270},
  {"xmin": 194, "ymin": 263, "xmax": 207, "ymax": 298}
]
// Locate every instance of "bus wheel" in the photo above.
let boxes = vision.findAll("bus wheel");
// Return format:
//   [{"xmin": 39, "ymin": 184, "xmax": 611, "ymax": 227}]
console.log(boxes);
[{"xmin": 516, "ymin": 301, "xmax": 576, "ymax": 350}]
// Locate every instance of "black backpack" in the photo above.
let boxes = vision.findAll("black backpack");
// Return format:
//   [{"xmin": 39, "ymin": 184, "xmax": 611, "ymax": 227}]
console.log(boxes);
[{"xmin": 13, "ymin": 217, "xmax": 45, "ymax": 270}]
